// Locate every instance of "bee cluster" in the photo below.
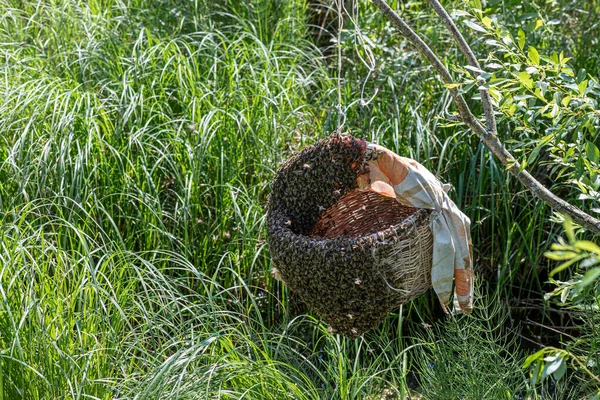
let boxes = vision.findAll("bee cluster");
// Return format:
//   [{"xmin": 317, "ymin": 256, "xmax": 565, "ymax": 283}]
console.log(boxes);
[{"xmin": 266, "ymin": 136, "xmax": 433, "ymax": 337}]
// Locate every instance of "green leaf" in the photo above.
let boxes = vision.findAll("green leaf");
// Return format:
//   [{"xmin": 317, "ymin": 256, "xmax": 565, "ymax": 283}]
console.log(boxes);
[
  {"xmin": 458, "ymin": 81, "xmax": 476, "ymax": 95},
  {"xmin": 488, "ymin": 87, "xmax": 501, "ymax": 101},
  {"xmin": 481, "ymin": 17, "xmax": 493, "ymax": 30},
  {"xmin": 548, "ymin": 256, "xmax": 585, "ymax": 276},
  {"xmin": 550, "ymin": 103, "xmax": 559, "ymax": 118},
  {"xmin": 562, "ymin": 66, "xmax": 575, "ymax": 76},
  {"xmin": 528, "ymin": 46, "xmax": 540, "ymax": 65},
  {"xmin": 518, "ymin": 30, "xmax": 526, "ymax": 50},
  {"xmin": 464, "ymin": 65, "xmax": 484, "ymax": 74},
  {"xmin": 505, "ymin": 158, "xmax": 517, "ymax": 170},
  {"xmin": 464, "ymin": 20, "xmax": 487, "ymax": 33},
  {"xmin": 564, "ymin": 217, "xmax": 575, "ymax": 243},
  {"xmin": 551, "ymin": 242, "xmax": 572, "ymax": 251},
  {"xmin": 444, "ymin": 83, "xmax": 462, "ymax": 89},
  {"xmin": 578, "ymin": 268, "xmax": 600, "ymax": 290},
  {"xmin": 561, "ymin": 95, "xmax": 572, "ymax": 107},
  {"xmin": 527, "ymin": 144, "xmax": 542, "ymax": 166},
  {"xmin": 535, "ymin": 19, "xmax": 543, "ymax": 30},
  {"xmin": 542, "ymin": 356, "xmax": 564, "ymax": 379},
  {"xmin": 484, "ymin": 39, "xmax": 502, "ymax": 47},
  {"xmin": 560, "ymin": 286, "xmax": 570, "ymax": 303},
  {"xmin": 485, "ymin": 63, "xmax": 503, "ymax": 69},
  {"xmin": 553, "ymin": 358, "xmax": 567, "ymax": 381},
  {"xmin": 565, "ymin": 83, "xmax": 580, "ymax": 92},
  {"xmin": 587, "ymin": 141, "xmax": 600, "ymax": 164},
  {"xmin": 531, "ymin": 360, "xmax": 542, "ymax": 385},
  {"xmin": 578, "ymin": 79, "xmax": 588, "ymax": 94},
  {"xmin": 540, "ymin": 133, "xmax": 554, "ymax": 146},
  {"xmin": 469, "ymin": 0, "xmax": 482, "ymax": 12},
  {"xmin": 573, "ymin": 240, "xmax": 600, "ymax": 255},
  {"xmin": 524, "ymin": 349, "xmax": 546, "ymax": 368},
  {"xmin": 544, "ymin": 250, "xmax": 578, "ymax": 261},
  {"xmin": 514, "ymin": 94, "xmax": 534, "ymax": 101},
  {"xmin": 518, "ymin": 71, "xmax": 534, "ymax": 90},
  {"xmin": 581, "ymin": 257, "xmax": 599, "ymax": 268}
]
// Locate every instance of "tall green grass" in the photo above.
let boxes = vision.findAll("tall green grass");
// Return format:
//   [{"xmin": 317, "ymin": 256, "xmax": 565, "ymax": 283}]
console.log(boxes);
[
  {"xmin": 0, "ymin": 0, "xmax": 333, "ymax": 396},
  {"xmin": 1, "ymin": 0, "xmax": 598, "ymax": 398}
]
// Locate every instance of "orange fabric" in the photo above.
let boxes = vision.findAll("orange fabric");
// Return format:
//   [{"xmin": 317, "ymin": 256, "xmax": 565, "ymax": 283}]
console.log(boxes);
[
  {"xmin": 369, "ymin": 181, "xmax": 396, "ymax": 198},
  {"xmin": 375, "ymin": 151, "xmax": 410, "ymax": 185},
  {"xmin": 454, "ymin": 269, "xmax": 472, "ymax": 297}
]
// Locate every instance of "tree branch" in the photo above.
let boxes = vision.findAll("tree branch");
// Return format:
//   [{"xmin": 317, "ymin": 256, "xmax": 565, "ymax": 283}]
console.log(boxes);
[{"xmin": 370, "ymin": 0, "xmax": 600, "ymax": 235}]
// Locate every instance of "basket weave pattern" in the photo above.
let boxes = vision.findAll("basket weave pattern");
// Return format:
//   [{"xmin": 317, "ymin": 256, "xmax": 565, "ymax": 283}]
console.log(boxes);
[{"xmin": 267, "ymin": 136, "xmax": 433, "ymax": 337}]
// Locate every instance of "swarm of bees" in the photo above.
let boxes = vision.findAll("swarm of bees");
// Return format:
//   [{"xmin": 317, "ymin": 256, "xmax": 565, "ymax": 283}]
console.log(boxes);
[{"xmin": 266, "ymin": 135, "xmax": 433, "ymax": 337}]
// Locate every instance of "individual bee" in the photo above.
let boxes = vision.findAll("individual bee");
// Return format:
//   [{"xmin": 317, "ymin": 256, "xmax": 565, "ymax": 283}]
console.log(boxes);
[{"xmin": 271, "ymin": 267, "xmax": 284, "ymax": 282}]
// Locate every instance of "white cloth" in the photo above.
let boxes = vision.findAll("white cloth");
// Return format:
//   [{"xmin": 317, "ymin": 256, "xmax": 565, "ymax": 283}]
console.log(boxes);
[{"xmin": 358, "ymin": 142, "xmax": 473, "ymax": 313}]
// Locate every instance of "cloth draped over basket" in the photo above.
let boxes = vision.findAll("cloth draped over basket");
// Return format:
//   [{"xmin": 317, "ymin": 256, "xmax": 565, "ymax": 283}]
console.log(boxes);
[
  {"xmin": 266, "ymin": 136, "xmax": 473, "ymax": 336},
  {"xmin": 359, "ymin": 142, "xmax": 473, "ymax": 313}
]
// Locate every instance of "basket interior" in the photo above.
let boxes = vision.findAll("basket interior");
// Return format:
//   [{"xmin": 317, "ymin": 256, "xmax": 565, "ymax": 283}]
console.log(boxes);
[{"xmin": 310, "ymin": 189, "xmax": 418, "ymax": 239}]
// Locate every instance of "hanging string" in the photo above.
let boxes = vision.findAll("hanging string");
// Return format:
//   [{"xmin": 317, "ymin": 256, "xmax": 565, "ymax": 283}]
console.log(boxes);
[
  {"xmin": 336, "ymin": 0, "xmax": 345, "ymax": 133},
  {"xmin": 347, "ymin": 0, "xmax": 377, "ymax": 107},
  {"xmin": 334, "ymin": 0, "xmax": 379, "ymax": 136}
]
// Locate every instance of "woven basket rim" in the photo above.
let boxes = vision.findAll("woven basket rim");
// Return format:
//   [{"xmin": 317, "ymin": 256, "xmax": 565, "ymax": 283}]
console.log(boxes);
[{"xmin": 274, "ymin": 206, "xmax": 431, "ymax": 246}]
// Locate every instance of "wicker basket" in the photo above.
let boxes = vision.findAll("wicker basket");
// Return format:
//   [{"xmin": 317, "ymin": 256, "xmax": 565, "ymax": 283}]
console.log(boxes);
[{"xmin": 266, "ymin": 136, "xmax": 433, "ymax": 337}]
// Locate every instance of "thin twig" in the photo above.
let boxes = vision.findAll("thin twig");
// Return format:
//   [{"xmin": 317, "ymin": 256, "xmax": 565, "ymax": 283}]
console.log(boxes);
[
  {"xmin": 427, "ymin": 0, "xmax": 497, "ymax": 137},
  {"xmin": 370, "ymin": 0, "xmax": 600, "ymax": 235},
  {"xmin": 525, "ymin": 317, "xmax": 577, "ymax": 340}
]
